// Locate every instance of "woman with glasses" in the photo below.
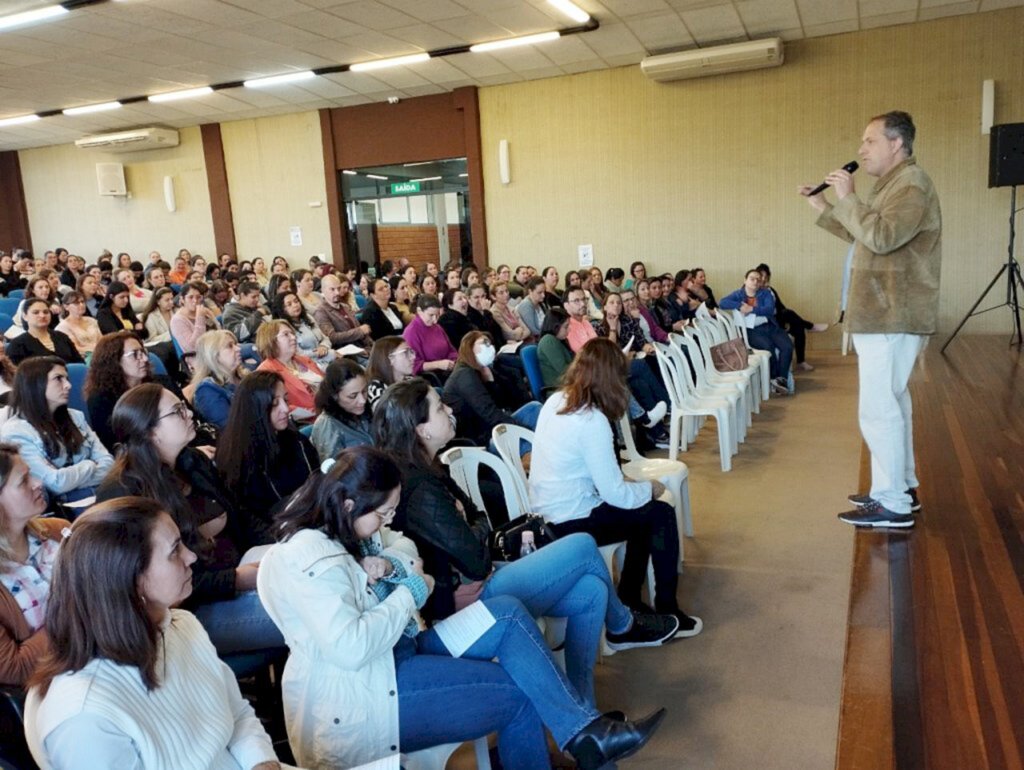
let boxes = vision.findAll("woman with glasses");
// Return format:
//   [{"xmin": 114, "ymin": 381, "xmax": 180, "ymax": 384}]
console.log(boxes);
[
  {"xmin": 217, "ymin": 371, "xmax": 319, "ymax": 548},
  {"xmin": 96, "ymin": 385, "xmax": 283, "ymax": 656},
  {"xmin": 259, "ymin": 446, "xmax": 667, "ymax": 770},
  {"xmin": 254, "ymin": 319, "xmax": 323, "ymax": 422},
  {"xmin": 364, "ymin": 336, "xmax": 417, "ymax": 412},
  {"xmin": 54, "ymin": 291, "xmax": 101, "ymax": 362},
  {"xmin": 0, "ymin": 357, "xmax": 112, "ymax": 505},
  {"xmin": 6, "ymin": 299, "xmax": 82, "ymax": 366}
]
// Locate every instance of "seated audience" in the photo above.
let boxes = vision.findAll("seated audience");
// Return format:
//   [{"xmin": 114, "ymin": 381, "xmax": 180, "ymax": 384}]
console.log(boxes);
[
  {"xmin": 529, "ymin": 338, "xmax": 701, "ymax": 635},
  {"xmin": 577, "ymin": 271, "xmax": 603, "ymax": 320},
  {"xmin": 542, "ymin": 266, "xmax": 562, "ymax": 306},
  {"xmin": 359, "ymin": 278, "xmax": 405, "ymax": 340},
  {"xmin": 0, "ymin": 445, "xmax": 66, "ymax": 686},
  {"xmin": 604, "ymin": 267, "xmax": 625, "ymax": 294},
  {"xmin": 418, "ymin": 272, "xmax": 439, "ymax": 298},
  {"xmin": 273, "ymin": 291, "xmax": 333, "ymax": 368},
  {"xmin": 537, "ymin": 307, "xmax": 573, "ymax": 391},
  {"xmin": 2, "ymin": 357, "xmax": 112, "ymax": 504},
  {"xmin": 438, "ymin": 288, "xmax": 475, "ymax": 349},
  {"xmin": 625, "ymin": 261, "xmax": 647, "ymax": 290},
  {"xmin": 221, "ymin": 279, "xmax": 267, "ymax": 345},
  {"xmin": 633, "ymin": 280, "xmax": 670, "ymax": 343},
  {"xmin": 170, "ymin": 281, "xmax": 220, "ymax": 356},
  {"xmin": 390, "ymin": 277, "xmax": 415, "ymax": 324},
  {"xmin": 756, "ymin": 263, "xmax": 827, "ymax": 372},
  {"xmin": 314, "ymin": 274, "xmax": 372, "ymax": 350},
  {"xmin": 442, "ymin": 331, "xmax": 541, "ymax": 448},
  {"xmin": 258, "ymin": 445, "xmax": 667, "ymax": 770},
  {"xmin": 646, "ymin": 275, "xmax": 678, "ymax": 332},
  {"xmin": 206, "ymin": 280, "xmax": 232, "ymax": 315},
  {"xmin": 310, "ymin": 358, "xmax": 372, "ymax": 462},
  {"xmin": 265, "ymin": 274, "xmax": 293, "ymax": 304},
  {"xmin": 666, "ymin": 270, "xmax": 700, "ymax": 327},
  {"xmin": 719, "ymin": 268, "xmax": 794, "ymax": 394},
  {"xmin": 365, "ymin": 336, "xmax": 417, "ymax": 411},
  {"xmin": 96, "ymin": 385, "xmax": 282, "ymax": 655},
  {"xmin": 403, "ymin": 294, "xmax": 456, "ymax": 378},
  {"xmin": 217, "ymin": 371, "xmax": 319, "ymax": 547},
  {"xmin": 254, "ymin": 320, "xmax": 323, "ymax": 421},
  {"xmin": 293, "ymin": 269, "xmax": 322, "ymax": 315},
  {"xmin": 0, "ymin": 254, "xmax": 25, "ymax": 296},
  {"xmin": 7, "ymin": 299, "xmax": 82, "ymax": 365},
  {"xmin": 514, "ymin": 277, "xmax": 547, "ymax": 339},
  {"xmin": 140, "ymin": 286, "xmax": 175, "ymax": 344},
  {"xmin": 489, "ymin": 281, "xmax": 530, "ymax": 344},
  {"xmin": 23, "ymin": 497, "xmax": 284, "ymax": 769},
  {"xmin": 115, "ymin": 268, "xmax": 151, "ymax": 314},
  {"xmin": 12, "ymin": 274, "xmax": 61, "ymax": 331},
  {"xmin": 54, "ymin": 292, "xmax": 101, "ymax": 361},
  {"xmin": 74, "ymin": 273, "xmax": 102, "ymax": 317},
  {"xmin": 191, "ymin": 330, "xmax": 247, "ymax": 431},
  {"xmin": 688, "ymin": 266, "xmax": 717, "ymax": 309},
  {"xmin": 96, "ymin": 281, "xmax": 144, "ymax": 336}
]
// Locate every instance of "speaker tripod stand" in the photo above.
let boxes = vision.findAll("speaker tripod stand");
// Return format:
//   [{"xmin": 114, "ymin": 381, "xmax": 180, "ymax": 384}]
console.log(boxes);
[{"xmin": 942, "ymin": 185, "xmax": 1024, "ymax": 352}]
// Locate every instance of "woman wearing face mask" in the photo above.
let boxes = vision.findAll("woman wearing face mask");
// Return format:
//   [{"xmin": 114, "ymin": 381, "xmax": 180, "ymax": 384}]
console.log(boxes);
[
  {"xmin": 23, "ymin": 498, "xmax": 285, "ymax": 770},
  {"xmin": 402, "ymin": 295, "xmax": 456, "ymax": 379},
  {"xmin": 310, "ymin": 358, "xmax": 372, "ymax": 462},
  {"xmin": 441, "ymin": 331, "xmax": 541, "ymax": 449}
]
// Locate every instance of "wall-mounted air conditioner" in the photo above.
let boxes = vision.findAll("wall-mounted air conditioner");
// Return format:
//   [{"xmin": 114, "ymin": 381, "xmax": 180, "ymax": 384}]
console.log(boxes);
[
  {"xmin": 640, "ymin": 38, "xmax": 784, "ymax": 82},
  {"xmin": 75, "ymin": 127, "xmax": 180, "ymax": 152}
]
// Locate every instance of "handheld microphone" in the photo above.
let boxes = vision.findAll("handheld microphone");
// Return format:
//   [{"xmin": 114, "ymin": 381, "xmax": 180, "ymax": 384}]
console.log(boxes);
[{"xmin": 806, "ymin": 160, "xmax": 859, "ymax": 196}]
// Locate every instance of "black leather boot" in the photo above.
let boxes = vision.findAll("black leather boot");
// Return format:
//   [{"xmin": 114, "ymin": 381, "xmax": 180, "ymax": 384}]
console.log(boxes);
[{"xmin": 565, "ymin": 708, "xmax": 666, "ymax": 769}]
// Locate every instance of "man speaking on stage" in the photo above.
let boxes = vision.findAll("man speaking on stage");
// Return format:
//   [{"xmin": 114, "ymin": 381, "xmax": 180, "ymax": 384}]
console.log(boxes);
[{"xmin": 799, "ymin": 111, "xmax": 942, "ymax": 529}]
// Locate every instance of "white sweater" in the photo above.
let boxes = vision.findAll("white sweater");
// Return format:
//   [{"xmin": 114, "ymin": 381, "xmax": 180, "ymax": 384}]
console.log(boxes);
[
  {"xmin": 25, "ymin": 609, "xmax": 278, "ymax": 770},
  {"xmin": 529, "ymin": 391, "xmax": 652, "ymax": 523}
]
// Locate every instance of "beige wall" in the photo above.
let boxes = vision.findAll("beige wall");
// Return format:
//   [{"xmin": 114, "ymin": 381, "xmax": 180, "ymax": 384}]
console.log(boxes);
[
  {"xmin": 479, "ymin": 8, "xmax": 1024, "ymax": 336},
  {"xmin": 19, "ymin": 125, "xmax": 214, "ymax": 261},
  {"xmin": 220, "ymin": 111, "xmax": 331, "ymax": 269}
]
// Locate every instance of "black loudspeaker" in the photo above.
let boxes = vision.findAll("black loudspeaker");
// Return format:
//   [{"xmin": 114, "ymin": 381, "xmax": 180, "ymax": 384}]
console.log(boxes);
[{"xmin": 989, "ymin": 123, "xmax": 1024, "ymax": 188}]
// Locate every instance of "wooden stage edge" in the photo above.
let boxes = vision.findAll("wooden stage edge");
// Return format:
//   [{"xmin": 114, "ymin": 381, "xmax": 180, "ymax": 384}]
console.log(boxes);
[{"xmin": 835, "ymin": 334, "xmax": 1024, "ymax": 770}]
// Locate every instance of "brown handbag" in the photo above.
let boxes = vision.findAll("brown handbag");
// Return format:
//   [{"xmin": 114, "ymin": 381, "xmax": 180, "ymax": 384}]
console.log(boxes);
[{"xmin": 710, "ymin": 337, "xmax": 748, "ymax": 372}]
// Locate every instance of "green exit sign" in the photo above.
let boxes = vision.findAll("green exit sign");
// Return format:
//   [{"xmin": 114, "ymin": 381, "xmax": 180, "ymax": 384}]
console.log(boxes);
[{"xmin": 390, "ymin": 181, "xmax": 420, "ymax": 195}]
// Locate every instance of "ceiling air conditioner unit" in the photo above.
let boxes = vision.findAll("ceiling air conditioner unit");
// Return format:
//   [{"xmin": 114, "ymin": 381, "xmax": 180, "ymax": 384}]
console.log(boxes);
[
  {"xmin": 75, "ymin": 127, "xmax": 180, "ymax": 152},
  {"xmin": 641, "ymin": 38, "xmax": 783, "ymax": 82}
]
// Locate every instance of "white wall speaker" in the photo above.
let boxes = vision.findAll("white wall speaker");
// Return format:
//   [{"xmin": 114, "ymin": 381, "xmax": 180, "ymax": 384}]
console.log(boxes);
[
  {"xmin": 498, "ymin": 139, "xmax": 510, "ymax": 185},
  {"xmin": 96, "ymin": 162, "xmax": 127, "ymax": 196},
  {"xmin": 981, "ymin": 79, "xmax": 994, "ymax": 135},
  {"xmin": 163, "ymin": 175, "xmax": 176, "ymax": 212}
]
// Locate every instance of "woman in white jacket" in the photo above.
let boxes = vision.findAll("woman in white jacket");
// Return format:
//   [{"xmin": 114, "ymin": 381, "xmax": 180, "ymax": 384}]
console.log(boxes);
[{"xmin": 258, "ymin": 446, "xmax": 666, "ymax": 770}]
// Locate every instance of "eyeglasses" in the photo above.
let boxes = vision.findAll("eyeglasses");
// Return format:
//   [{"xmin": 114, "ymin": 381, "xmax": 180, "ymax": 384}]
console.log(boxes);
[
  {"xmin": 374, "ymin": 506, "xmax": 398, "ymax": 524},
  {"xmin": 157, "ymin": 401, "xmax": 191, "ymax": 422},
  {"xmin": 122, "ymin": 348, "xmax": 147, "ymax": 360},
  {"xmin": 388, "ymin": 348, "xmax": 415, "ymax": 359}
]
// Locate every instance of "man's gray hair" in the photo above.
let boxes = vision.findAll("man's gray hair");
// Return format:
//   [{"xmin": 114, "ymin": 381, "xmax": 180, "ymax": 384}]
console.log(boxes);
[{"xmin": 871, "ymin": 111, "xmax": 915, "ymax": 156}]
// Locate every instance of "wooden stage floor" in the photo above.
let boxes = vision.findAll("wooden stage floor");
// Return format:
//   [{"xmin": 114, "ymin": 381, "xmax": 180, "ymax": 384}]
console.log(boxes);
[{"xmin": 836, "ymin": 335, "xmax": 1024, "ymax": 770}]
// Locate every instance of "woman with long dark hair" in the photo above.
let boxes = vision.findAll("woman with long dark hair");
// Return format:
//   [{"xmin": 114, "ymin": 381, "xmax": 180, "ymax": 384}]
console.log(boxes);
[
  {"xmin": 529, "ymin": 338, "xmax": 701, "ymax": 635},
  {"xmin": 54, "ymin": 291, "xmax": 101, "ymax": 362},
  {"xmin": 310, "ymin": 358, "xmax": 372, "ymax": 462},
  {"xmin": 216, "ymin": 371, "xmax": 318, "ymax": 546},
  {"xmin": 272, "ymin": 290, "xmax": 333, "ymax": 368},
  {"xmin": 364, "ymin": 335, "xmax": 417, "ymax": 412},
  {"xmin": 375, "ymin": 379, "xmax": 679, "ymax": 704},
  {"xmin": 96, "ymin": 281, "xmax": 144, "ymax": 336},
  {"xmin": 24, "ymin": 497, "xmax": 283, "ymax": 769},
  {"xmin": 259, "ymin": 446, "xmax": 666, "ymax": 770},
  {"xmin": 96, "ymin": 384, "xmax": 282, "ymax": 655},
  {"xmin": 5, "ymin": 299, "xmax": 82, "ymax": 366},
  {"xmin": 1, "ymin": 357, "xmax": 112, "ymax": 503}
]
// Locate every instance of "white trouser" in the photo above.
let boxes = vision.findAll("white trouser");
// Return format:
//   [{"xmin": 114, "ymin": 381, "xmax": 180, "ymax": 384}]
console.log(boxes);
[{"xmin": 853, "ymin": 333, "xmax": 924, "ymax": 514}]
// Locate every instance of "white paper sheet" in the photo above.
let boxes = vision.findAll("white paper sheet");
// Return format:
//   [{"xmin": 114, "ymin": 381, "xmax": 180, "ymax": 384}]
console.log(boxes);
[
  {"xmin": 431, "ymin": 601, "xmax": 496, "ymax": 658},
  {"xmin": 499, "ymin": 341, "xmax": 522, "ymax": 355},
  {"xmin": 336, "ymin": 344, "xmax": 366, "ymax": 356}
]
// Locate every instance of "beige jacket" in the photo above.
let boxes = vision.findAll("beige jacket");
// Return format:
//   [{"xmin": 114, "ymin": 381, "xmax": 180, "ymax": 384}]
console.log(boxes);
[{"xmin": 817, "ymin": 157, "xmax": 942, "ymax": 334}]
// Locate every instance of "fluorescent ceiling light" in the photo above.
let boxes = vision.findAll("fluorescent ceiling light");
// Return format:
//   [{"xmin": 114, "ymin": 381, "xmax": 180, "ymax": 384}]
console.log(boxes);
[
  {"xmin": 547, "ymin": 0, "xmax": 590, "ymax": 24},
  {"xmin": 148, "ymin": 86, "xmax": 214, "ymax": 103},
  {"xmin": 403, "ymin": 161, "xmax": 434, "ymax": 167},
  {"xmin": 243, "ymin": 71, "xmax": 316, "ymax": 88},
  {"xmin": 0, "ymin": 114, "xmax": 41, "ymax": 128},
  {"xmin": 366, "ymin": 174, "xmax": 389, "ymax": 180},
  {"xmin": 63, "ymin": 101, "xmax": 122, "ymax": 116},
  {"xmin": 458, "ymin": 173, "xmax": 469, "ymax": 177},
  {"xmin": 350, "ymin": 53, "xmax": 430, "ymax": 72},
  {"xmin": 0, "ymin": 5, "xmax": 68, "ymax": 33},
  {"xmin": 470, "ymin": 31, "xmax": 560, "ymax": 53},
  {"xmin": 411, "ymin": 176, "xmax": 442, "ymax": 183},
  {"xmin": 342, "ymin": 170, "xmax": 357, "ymax": 175}
]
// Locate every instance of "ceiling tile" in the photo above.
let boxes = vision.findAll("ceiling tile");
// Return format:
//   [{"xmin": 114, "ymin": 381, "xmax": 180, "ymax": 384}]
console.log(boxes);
[
  {"xmin": 795, "ymin": 0, "xmax": 857, "ymax": 26},
  {"xmin": 979, "ymin": 0, "xmax": 1024, "ymax": 9},
  {"xmin": 415, "ymin": 57, "xmax": 480, "ymax": 83},
  {"xmin": 735, "ymin": 0, "xmax": 801, "ymax": 34},
  {"xmin": 803, "ymin": 19, "xmax": 860, "ymax": 37},
  {"xmin": 680, "ymin": 4, "xmax": 747, "ymax": 43},
  {"xmin": 918, "ymin": 2, "xmax": 982, "ymax": 19},
  {"xmin": 625, "ymin": 12, "xmax": 695, "ymax": 52},
  {"xmin": 379, "ymin": 0, "xmax": 470, "ymax": 22},
  {"xmin": 858, "ymin": 0, "xmax": 916, "ymax": 14},
  {"xmin": 327, "ymin": 1, "xmax": 423, "ymax": 30},
  {"xmin": 220, "ymin": 0, "xmax": 312, "ymax": 18},
  {"xmin": 431, "ymin": 14, "xmax": 512, "ymax": 42},
  {"xmin": 859, "ymin": 10, "xmax": 918, "ymax": 30},
  {"xmin": 276, "ymin": 10, "xmax": 370, "ymax": 37},
  {"xmin": 594, "ymin": 0, "xmax": 675, "ymax": 17},
  {"xmin": 578, "ymin": 21, "xmax": 645, "ymax": 58},
  {"xmin": 479, "ymin": 4, "xmax": 559, "ymax": 34},
  {"xmin": 538, "ymin": 35, "xmax": 601, "ymax": 65},
  {"xmin": 444, "ymin": 53, "xmax": 512, "ymax": 77},
  {"xmin": 388, "ymin": 22, "xmax": 468, "ymax": 49},
  {"xmin": 340, "ymin": 31, "xmax": 419, "ymax": 57}
]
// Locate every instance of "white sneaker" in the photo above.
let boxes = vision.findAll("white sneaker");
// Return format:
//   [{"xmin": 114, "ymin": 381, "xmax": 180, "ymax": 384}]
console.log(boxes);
[
  {"xmin": 644, "ymin": 401, "xmax": 667, "ymax": 427},
  {"xmin": 810, "ymin": 323, "xmax": 829, "ymax": 333},
  {"xmin": 796, "ymin": 361, "xmax": 814, "ymax": 372}
]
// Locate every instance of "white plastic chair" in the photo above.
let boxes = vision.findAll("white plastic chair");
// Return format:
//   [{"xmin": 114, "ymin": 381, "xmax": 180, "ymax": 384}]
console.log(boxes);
[
  {"xmin": 688, "ymin": 321, "xmax": 761, "ymax": 416},
  {"xmin": 490, "ymin": 423, "xmax": 533, "ymax": 514},
  {"xmin": 617, "ymin": 413, "xmax": 693, "ymax": 564},
  {"xmin": 663, "ymin": 337, "xmax": 743, "ymax": 453},
  {"xmin": 675, "ymin": 330, "xmax": 752, "ymax": 434},
  {"xmin": 404, "ymin": 738, "xmax": 492, "ymax": 770},
  {"xmin": 653, "ymin": 344, "xmax": 736, "ymax": 472}
]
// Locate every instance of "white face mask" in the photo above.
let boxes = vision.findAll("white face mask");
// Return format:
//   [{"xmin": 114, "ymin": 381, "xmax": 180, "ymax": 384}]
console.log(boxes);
[{"xmin": 476, "ymin": 343, "xmax": 496, "ymax": 368}]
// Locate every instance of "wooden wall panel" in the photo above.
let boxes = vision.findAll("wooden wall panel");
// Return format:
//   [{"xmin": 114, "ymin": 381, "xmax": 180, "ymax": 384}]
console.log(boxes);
[
  {"xmin": 0, "ymin": 151, "xmax": 32, "ymax": 254},
  {"xmin": 200, "ymin": 123, "xmax": 236, "ymax": 258}
]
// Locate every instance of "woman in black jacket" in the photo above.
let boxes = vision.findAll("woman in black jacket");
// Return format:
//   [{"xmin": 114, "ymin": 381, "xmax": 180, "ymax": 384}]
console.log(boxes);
[
  {"xmin": 374, "ymin": 378, "xmax": 680, "ymax": 709},
  {"xmin": 95, "ymin": 281, "xmax": 145, "ymax": 336},
  {"xmin": 358, "ymin": 278, "xmax": 406, "ymax": 340},
  {"xmin": 95, "ymin": 383, "xmax": 283, "ymax": 655},
  {"xmin": 215, "ymin": 370, "xmax": 319, "ymax": 548},
  {"xmin": 441, "ymin": 331, "xmax": 539, "ymax": 449},
  {"xmin": 6, "ymin": 298, "xmax": 82, "ymax": 365}
]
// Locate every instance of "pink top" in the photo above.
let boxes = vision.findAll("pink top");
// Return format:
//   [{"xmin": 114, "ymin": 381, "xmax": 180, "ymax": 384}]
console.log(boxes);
[{"xmin": 402, "ymin": 315, "xmax": 457, "ymax": 375}]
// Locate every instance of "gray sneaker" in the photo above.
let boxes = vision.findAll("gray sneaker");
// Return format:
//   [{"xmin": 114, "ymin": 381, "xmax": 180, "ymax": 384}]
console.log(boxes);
[
  {"xmin": 838, "ymin": 500, "xmax": 915, "ymax": 528},
  {"xmin": 848, "ymin": 488, "xmax": 921, "ymax": 512}
]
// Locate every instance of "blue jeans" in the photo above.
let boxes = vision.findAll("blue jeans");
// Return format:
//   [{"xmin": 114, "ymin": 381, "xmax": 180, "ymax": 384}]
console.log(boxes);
[
  {"xmin": 747, "ymin": 324, "xmax": 793, "ymax": 379},
  {"xmin": 399, "ymin": 595, "xmax": 600, "ymax": 769},
  {"xmin": 486, "ymin": 401, "xmax": 542, "ymax": 456},
  {"xmin": 482, "ymin": 533, "xmax": 632, "ymax": 706},
  {"xmin": 192, "ymin": 590, "xmax": 285, "ymax": 654},
  {"xmin": 628, "ymin": 358, "xmax": 669, "ymax": 412}
]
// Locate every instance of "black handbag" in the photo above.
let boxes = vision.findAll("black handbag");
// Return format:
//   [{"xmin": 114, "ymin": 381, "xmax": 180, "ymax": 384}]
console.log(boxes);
[{"xmin": 488, "ymin": 513, "xmax": 558, "ymax": 562}]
